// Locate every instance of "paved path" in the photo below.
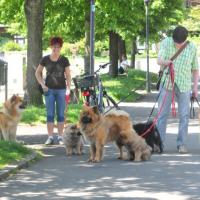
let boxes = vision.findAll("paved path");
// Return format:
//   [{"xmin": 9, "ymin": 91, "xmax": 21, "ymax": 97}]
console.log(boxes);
[{"xmin": 0, "ymin": 90, "xmax": 200, "ymax": 200}]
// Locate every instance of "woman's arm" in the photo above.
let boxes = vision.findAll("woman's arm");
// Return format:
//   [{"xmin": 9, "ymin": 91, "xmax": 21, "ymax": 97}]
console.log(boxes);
[{"xmin": 35, "ymin": 64, "xmax": 48, "ymax": 91}]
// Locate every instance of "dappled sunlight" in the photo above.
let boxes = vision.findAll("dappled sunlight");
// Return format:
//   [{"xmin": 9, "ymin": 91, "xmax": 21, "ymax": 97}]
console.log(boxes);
[
  {"xmin": 1, "ymin": 143, "xmax": 200, "ymax": 199},
  {"xmin": 120, "ymin": 102, "xmax": 158, "ymax": 108}
]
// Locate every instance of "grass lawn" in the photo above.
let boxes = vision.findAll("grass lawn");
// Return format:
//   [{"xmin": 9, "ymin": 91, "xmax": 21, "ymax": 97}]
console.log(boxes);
[
  {"xmin": 21, "ymin": 68, "xmax": 157, "ymax": 125},
  {"xmin": 0, "ymin": 141, "xmax": 33, "ymax": 169}
]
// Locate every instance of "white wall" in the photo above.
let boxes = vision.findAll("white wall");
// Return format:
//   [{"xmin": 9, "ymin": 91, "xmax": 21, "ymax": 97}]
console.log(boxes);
[{"xmin": 0, "ymin": 51, "xmax": 26, "ymax": 103}]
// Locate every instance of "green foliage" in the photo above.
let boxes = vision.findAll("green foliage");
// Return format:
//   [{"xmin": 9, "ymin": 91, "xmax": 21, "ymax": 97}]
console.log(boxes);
[
  {"xmin": 61, "ymin": 39, "xmax": 85, "ymax": 57},
  {"xmin": 182, "ymin": 6, "xmax": 200, "ymax": 34},
  {"xmin": 3, "ymin": 41, "xmax": 22, "ymax": 51},
  {"xmin": 61, "ymin": 39, "xmax": 109, "ymax": 57},
  {"xmin": 0, "ymin": 36, "xmax": 11, "ymax": 47},
  {"xmin": 0, "ymin": 0, "xmax": 185, "ymax": 45},
  {"xmin": 95, "ymin": 40, "xmax": 109, "ymax": 56},
  {"xmin": 0, "ymin": 141, "xmax": 32, "ymax": 169},
  {"xmin": 61, "ymin": 43, "xmax": 74, "ymax": 56},
  {"xmin": 0, "ymin": 0, "xmax": 26, "ymax": 35}
]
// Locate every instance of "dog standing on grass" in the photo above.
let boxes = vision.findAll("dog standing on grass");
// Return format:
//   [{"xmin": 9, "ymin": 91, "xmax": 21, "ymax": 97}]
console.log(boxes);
[{"xmin": 0, "ymin": 95, "xmax": 25, "ymax": 141}]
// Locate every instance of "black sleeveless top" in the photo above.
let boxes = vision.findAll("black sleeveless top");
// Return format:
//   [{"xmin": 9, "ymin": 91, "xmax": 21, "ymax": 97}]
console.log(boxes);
[{"xmin": 40, "ymin": 55, "xmax": 70, "ymax": 89}]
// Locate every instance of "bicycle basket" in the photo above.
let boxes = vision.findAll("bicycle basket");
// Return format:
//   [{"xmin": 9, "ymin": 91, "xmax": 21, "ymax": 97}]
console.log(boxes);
[{"xmin": 73, "ymin": 74, "xmax": 98, "ymax": 90}]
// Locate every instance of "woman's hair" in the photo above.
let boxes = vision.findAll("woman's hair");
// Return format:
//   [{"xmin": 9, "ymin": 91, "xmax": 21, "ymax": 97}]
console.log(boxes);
[
  {"xmin": 50, "ymin": 37, "xmax": 63, "ymax": 47},
  {"xmin": 172, "ymin": 26, "xmax": 188, "ymax": 44}
]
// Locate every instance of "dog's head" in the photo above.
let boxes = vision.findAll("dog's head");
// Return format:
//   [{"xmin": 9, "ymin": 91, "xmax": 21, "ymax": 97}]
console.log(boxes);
[
  {"xmin": 79, "ymin": 105, "xmax": 101, "ymax": 125},
  {"xmin": 64, "ymin": 124, "xmax": 82, "ymax": 138},
  {"xmin": 4, "ymin": 94, "xmax": 25, "ymax": 114}
]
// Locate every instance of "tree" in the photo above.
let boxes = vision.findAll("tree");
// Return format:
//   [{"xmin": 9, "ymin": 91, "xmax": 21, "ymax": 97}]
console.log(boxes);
[
  {"xmin": 24, "ymin": 0, "xmax": 45, "ymax": 105},
  {"xmin": 182, "ymin": 5, "xmax": 200, "ymax": 39}
]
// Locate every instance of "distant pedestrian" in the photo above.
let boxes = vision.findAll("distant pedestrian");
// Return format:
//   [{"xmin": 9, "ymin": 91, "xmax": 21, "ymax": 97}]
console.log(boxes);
[
  {"xmin": 119, "ymin": 54, "xmax": 129, "ymax": 74},
  {"xmin": 35, "ymin": 36, "xmax": 71, "ymax": 145},
  {"xmin": 156, "ymin": 26, "xmax": 199, "ymax": 153}
]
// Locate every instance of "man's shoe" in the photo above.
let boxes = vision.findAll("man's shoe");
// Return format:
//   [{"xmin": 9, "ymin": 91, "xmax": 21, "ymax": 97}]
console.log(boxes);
[
  {"xmin": 45, "ymin": 137, "xmax": 54, "ymax": 145},
  {"xmin": 177, "ymin": 145, "xmax": 188, "ymax": 154}
]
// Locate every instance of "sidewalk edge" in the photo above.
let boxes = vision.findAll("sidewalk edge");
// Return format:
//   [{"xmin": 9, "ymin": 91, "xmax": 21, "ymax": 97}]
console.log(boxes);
[{"xmin": 0, "ymin": 151, "xmax": 38, "ymax": 181}]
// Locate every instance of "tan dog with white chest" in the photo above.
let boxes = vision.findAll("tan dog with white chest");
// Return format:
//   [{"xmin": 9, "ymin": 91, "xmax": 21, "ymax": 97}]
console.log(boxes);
[{"xmin": 0, "ymin": 95, "xmax": 24, "ymax": 141}]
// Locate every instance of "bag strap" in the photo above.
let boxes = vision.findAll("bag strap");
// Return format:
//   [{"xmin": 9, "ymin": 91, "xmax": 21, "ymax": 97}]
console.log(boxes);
[{"xmin": 170, "ymin": 41, "xmax": 189, "ymax": 61}]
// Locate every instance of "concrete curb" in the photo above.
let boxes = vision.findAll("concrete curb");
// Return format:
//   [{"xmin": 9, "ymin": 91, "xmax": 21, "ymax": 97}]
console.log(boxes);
[{"xmin": 0, "ymin": 151, "xmax": 38, "ymax": 181}]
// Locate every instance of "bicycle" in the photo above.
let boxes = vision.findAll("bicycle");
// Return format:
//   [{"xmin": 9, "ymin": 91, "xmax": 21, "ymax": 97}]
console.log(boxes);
[{"xmin": 73, "ymin": 62, "xmax": 120, "ymax": 113}]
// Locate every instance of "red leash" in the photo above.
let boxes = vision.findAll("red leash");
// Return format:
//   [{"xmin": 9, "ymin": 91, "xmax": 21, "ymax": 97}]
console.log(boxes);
[
  {"xmin": 140, "ymin": 64, "xmax": 176, "ymax": 138},
  {"xmin": 169, "ymin": 63, "xmax": 176, "ymax": 117}
]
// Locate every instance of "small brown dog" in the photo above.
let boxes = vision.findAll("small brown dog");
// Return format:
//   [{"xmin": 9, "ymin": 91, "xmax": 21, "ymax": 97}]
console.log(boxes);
[
  {"xmin": 116, "ymin": 131, "xmax": 152, "ymax": 162},
  {"xmin": 0, "ymin": 95, "xmax": 25, "ymax": 141},
  {"xmin": 79, "ymin": 105, "xmax": 151, "ymax": 162},
  {"xmin": 63, "ymin": 124, "xmax": 84, "ymax": 156}
]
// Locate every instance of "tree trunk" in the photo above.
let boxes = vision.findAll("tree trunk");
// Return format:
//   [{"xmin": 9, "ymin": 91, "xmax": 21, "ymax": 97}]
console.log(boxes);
[
  {"xmin": 130, "ymin": 37, "xmax": 137, "ymax": 69},
  {"xmin": 109, "ymin": 31, "xmax": 118, "ymax": 77},
  {"xmin": 24, "ymin": 0, "xmax": 44, "ymax": 105},
  {"xmin": 84, "ymin": 0, "xmax": 90, "ymax": 74},
  {"xmin": 118, "ymin": 35, "xmax": 126, "ymax": 62}
]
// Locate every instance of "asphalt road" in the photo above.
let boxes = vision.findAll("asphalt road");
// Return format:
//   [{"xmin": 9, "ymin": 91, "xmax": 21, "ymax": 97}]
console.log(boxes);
[{"xmin": 0, "ymin": 91, "xmax": 200, "ymax": 200}]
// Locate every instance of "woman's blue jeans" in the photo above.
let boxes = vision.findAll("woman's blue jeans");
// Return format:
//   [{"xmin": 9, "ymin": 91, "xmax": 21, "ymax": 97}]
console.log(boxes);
[
  {"xmin": 44, "ymin": 89, "xmax": 66, "ymax": 123},
  {"xmin": 156, "ymin": 84, "xmax": 190, "ymax": 147}
]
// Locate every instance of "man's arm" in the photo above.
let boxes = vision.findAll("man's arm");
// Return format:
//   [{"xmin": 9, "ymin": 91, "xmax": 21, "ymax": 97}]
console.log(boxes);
[{"xmin": 157, "ymin": 57, "xmax": 172, "ymax": 67}]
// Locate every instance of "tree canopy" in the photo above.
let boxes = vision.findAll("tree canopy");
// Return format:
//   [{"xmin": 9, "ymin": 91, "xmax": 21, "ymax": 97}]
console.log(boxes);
[{"xmin": 0, "ymin": 0, "xmax": 185, "ymax": 44}]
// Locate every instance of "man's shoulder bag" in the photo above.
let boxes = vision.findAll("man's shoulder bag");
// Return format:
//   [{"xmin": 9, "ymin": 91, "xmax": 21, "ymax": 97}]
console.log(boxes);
[{"xmin": 156, "ymin": 41, "xmax": 189, "ymax": 90}]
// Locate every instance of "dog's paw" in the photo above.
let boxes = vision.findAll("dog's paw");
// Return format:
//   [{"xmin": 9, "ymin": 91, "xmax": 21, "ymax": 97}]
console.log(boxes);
[
  {"xmin": 93, "ymin": 159, "xmax": 100, "ymax": 163},
  {"xmin": 87, "ymin": 158, "xmax": 94, "ymax": 162},
  {"xmin": 134, "ymin": 158, "xmax": 142, "ymax": 162}
]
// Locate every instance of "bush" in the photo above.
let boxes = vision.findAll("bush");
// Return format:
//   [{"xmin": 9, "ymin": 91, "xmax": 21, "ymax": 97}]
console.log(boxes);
[
  {"xmin": 61, "ymin": 40, "xmax": 85, "ymax": 57},
  {"xmin": 95, "ymin": 40, "xmax": 109, "ymax": 57},
  {"xmin": 61, "ymin": 43, "xmax": 73, "ymax": 56},
  {"xmin": 61, "ymin": 39, "xmax": 109, "ymax": 57},
  {"xmin": 3, "ymin": 41, "xmax": 22, "ymax": 51},
  {"xmin": 0, "ymin": 36, "xmax": 11, "ymax": 47}
]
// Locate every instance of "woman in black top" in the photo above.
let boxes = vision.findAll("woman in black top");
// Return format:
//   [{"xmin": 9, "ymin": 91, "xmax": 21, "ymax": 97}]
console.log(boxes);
[{"xmin": 35, "ymin": 37, "xmax": 71, "ymax": 145}]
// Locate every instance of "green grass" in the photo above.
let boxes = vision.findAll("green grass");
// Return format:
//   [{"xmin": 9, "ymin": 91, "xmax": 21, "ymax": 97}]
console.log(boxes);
[
  {"xmin": 20, "ymin": 69, "xmax": 157, "ymax": 125},
  {"xmin": 21, "ymin": 103, "xmax": 83, "ymax": 125},
  {"xmin": 101, "ymin": 68, "xmax": 157, "ymax": 102},
  {"xmin": 0, "ymin": 141, "xmax": 32, "ymax": 169}
]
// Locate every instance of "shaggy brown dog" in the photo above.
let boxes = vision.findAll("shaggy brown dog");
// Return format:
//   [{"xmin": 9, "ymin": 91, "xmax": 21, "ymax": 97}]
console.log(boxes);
[
  {"xmin": 0, "ymin": 95, "xmax": 25, "ymax": 141},
  {"xmin": 79, "ymin": 105, "xmax": 151, "ymax": 162},
  {"xmin": 63, "ymin": 124, "xmax": 84, "ymax": 156}
]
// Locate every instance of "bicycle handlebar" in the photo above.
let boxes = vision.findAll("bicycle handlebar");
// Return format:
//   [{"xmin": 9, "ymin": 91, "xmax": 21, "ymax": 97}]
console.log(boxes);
[
  {"xmin": 95, "ymin": 62, "xmax": 111, "ymax": 74},
  {"xmin": 99, "ymin": 62, "xmax": 111, "ymax": 69}
]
